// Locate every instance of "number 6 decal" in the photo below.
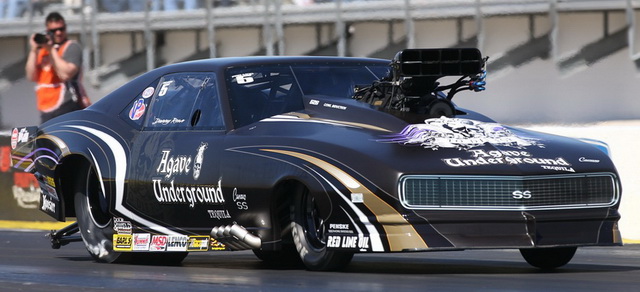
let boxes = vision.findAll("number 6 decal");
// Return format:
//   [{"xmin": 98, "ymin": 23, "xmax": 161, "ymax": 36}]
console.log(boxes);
[{"xmin": 159, "ymin": 81, "xmax": 173, "ymax": 96}]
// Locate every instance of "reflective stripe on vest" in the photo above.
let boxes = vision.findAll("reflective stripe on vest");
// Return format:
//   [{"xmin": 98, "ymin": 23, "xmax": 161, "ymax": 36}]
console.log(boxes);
[{"xmin": 35, "ymin": 41, "xmax": 72, "ymax": 113}]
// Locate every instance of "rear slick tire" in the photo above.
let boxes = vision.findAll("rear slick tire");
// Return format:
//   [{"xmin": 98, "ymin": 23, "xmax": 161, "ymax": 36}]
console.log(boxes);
[
  {"xmin": 74, "ymin": 166, "xmax": 128, "ymax": 263},
  {"xmin": 75, "ymin": 165, "xmax": 188, "ymax": 265},
  {"xmin": 290, "ymin": 186, "xmax": 353, "ymax": 271}
]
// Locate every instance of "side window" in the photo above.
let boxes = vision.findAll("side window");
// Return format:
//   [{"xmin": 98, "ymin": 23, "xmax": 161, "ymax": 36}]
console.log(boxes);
[
  {"xmin": 192, "ymin": 75, "xmax": 224, "ymax": 130},
  {"xmin": 293, "ymin": 65, "xmax": 389, "ymax": 98},
  {"xmin": 144, "ymin": 73, "xmax": 222, "ymax": 130},
  {"xmin": 119, "ymin": 79, "xmax": 160, "ymax": 129}
]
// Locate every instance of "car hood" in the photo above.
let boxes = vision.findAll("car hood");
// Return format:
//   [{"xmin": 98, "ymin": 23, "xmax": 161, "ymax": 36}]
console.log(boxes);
[
  {"xmin": 376, "ymin": 117, "xmax": 617, "ymax": 176},
  {"xmin": 237, "ymin": 98, "xmax": 617, "ymax": 178}
]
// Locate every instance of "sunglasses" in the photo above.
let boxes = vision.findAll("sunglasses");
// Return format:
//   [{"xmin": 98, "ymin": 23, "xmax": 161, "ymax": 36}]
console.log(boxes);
[{"xmin": 48, "ymin": 26, "xmax": 66, "ymax": 34}]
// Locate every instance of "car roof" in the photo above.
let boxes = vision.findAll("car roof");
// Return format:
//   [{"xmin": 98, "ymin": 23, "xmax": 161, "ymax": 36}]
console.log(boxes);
[
  {"xmin": 157, "ymin": 55, "xmax": 391, "ymax": 74},
  {"xmin": 89, "ymin": 55, "xmax": 391, "ymax": 115}
]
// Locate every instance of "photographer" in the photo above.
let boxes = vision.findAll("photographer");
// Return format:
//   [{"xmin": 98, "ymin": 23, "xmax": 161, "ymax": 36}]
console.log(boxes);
[{"xmin": 25, "ymin": 11, "xmax": 90, "ymax": 123}]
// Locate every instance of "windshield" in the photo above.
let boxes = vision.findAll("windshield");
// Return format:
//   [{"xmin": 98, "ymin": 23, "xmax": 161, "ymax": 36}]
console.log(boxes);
[{"xmin": 226, "ymin": 62, "xmax": 389, "ymax": 128}]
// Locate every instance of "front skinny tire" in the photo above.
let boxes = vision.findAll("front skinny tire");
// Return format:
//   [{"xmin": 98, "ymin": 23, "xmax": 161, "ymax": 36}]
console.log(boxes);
[
  {"xmin": 520, "ymin": 247, "xmax": 577, "ymax": 269},
  {"xmin": 290, "ymin": 186, "xmax": 353, "ymax": 271}
]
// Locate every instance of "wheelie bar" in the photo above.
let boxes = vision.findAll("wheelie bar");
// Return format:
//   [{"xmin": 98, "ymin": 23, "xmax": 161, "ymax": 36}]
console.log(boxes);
[{"xmin": 48, "ymin": 222, "xmax": 83, "ymax": 249}]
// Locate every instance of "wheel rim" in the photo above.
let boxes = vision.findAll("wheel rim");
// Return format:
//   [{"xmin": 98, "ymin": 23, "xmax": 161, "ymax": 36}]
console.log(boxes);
[
  {"xmin": 85, "ymin": 168, "xmax": 111, "ymax": 228},
  {"xmin": 302, "ymin": 192, "xmax": 326, "ymax": 251}
]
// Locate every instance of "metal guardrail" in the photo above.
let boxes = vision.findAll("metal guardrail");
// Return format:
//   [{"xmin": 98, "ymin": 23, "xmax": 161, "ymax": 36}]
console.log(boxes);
[
  {"xmin": 1, "ymin": 0, "xmax": 638, "ymax": 84},
  {"xmin": 0, "ymin": 0, "xmax": 632, "ymax": 37}
]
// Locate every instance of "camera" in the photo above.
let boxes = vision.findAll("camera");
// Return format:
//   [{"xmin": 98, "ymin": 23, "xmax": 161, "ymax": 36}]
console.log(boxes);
[{"xmin": 33, "ymin": 32, "xmax": 52, "ymax": 45}]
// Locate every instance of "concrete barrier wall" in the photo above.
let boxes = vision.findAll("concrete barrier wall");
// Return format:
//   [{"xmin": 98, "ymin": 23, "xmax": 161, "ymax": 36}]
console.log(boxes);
[{"xmin": 0, "ymin": 133, "xmax": 67, "ymax": 228}]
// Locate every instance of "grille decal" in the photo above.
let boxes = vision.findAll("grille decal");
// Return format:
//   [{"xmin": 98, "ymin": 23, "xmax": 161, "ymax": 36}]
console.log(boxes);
[{"xmin": 400, "ymin": 173, "xmax": 619, "ymax": 211}]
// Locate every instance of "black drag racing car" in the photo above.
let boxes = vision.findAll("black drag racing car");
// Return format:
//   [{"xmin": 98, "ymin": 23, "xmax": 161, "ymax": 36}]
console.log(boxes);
[{"xmin": 11, "ymin": 49, "xmax": 621, "ymax": 271}]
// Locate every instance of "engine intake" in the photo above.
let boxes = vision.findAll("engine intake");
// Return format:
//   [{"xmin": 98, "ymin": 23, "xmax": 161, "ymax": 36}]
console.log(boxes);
[{"xmin": 353, "ymin": 48, "xmax": 487, "ymax": 121}]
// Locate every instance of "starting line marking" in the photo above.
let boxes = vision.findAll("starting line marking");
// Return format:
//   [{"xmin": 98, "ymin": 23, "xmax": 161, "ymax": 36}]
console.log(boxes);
[{"xmin": 0, "ymin": 220, "xmax": 76, "ymax": 231}]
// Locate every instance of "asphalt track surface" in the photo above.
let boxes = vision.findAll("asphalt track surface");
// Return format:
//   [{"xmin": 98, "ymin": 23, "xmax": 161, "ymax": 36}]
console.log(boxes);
[{"xmin": 0, "ymin": 230, "xmax": 639, "ymax": 292}]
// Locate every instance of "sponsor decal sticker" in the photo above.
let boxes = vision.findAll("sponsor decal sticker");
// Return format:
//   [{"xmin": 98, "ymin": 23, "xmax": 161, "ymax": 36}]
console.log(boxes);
[
  {"xmin": 351, "ymin": 193, "xmax": 364, "ymax": 203},
  {"xmin": 10, "ymin": 128, "xmax": 18, "ymax": 149},
  {"xmin": 113, "ymin": 218, "xmax": 132, "ymax": 235},
  {"xmin": 153, "ymin": 179, "xmax": 226, "ymax": 208},
  {"xmin": 113, "ymin": 234, "xmax": 133, "ymax": 251},
  {"xmin": 41, "ymin": 194, "xmax": 56, "ymax": 213},
  {"xmin": 142, "ymin": 87, "xmax": 155, "ymax": 98},
  {"xmin": 133, "ymin": 233, "xmax": 151, "ymax": 251},
  {"xmin": 157, "ymin": 149, "xmax": 193, "ymax": 179},
  {"xmin": 187, "ymin": 236, "xmax": 210, "ymax": 252},
  {"xmin": 166, "ymin": 235, "xmax": 189, "ymax": 251},
  {"xmin": 328, "ymin": 223, "xmax": 353, "ymax": 234},
  {"xmin": 233, "ymin": 188, "xmax": 248, "ymax": 210},
  {"xmin": 153, "ymin": 144, "xmax": 226, "ymax": 208},
  {"xmin": 210, "ymin": 239, "xmax": 226, "ymax": 251},
  {"xmin": 129, "ymin": 99, "xmax": 146, "ymax": 121},
  {"xmin": 380, "ymin": 117, "xmax": 542, "ymax": 150},
  {"xmin": 208, "ymin": 209, "xmax": 231, "ymax": 220},
  {"xmin": 10, "ymin": 128, "xmax": 29, "ymax": 150},
  {"xmin": 442, "ymin": 149, "xmax": 575, "ymax": 172},
  {"xmin": 150, "ymin": 235, "xmax": 168, "ymax": 251},
  {"xmin": 44, "ymin": 176, "xmax": 56, "ymax": 187},
  {"xmin": 579, "ymin": 157, "xmax": 600, "ymax": 163},
  {"xmin": 40, "ymin": 183, "xmax": 58, "ymax": 201},
  {"xmin": 326, "ymin": 235, "xmax": 370, "ymax": 251},
  {"xmin": 380, "ymin": 117, "xmax": 574, "ymax": 172},
  {"xmin": 193, "ymin": 142, "xmax": 207, "ymax": 180}
]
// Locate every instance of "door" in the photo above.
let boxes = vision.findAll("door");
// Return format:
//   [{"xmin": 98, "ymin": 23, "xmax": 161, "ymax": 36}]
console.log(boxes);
[{"xmin": 124, "ymin": 72, "xmax": 229, "ymax": 235}]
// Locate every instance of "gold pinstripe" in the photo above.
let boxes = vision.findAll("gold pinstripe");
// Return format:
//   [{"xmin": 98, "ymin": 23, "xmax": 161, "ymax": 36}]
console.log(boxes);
[{"xmin": 263, "ymin": 148, "xmax": 428, "ymax": 251}]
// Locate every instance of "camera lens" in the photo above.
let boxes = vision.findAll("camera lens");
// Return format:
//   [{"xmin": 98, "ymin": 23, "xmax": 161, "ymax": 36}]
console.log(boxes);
[{"xmin": 34, "ymin": 33, "xmax": 48, "ymax": 45}]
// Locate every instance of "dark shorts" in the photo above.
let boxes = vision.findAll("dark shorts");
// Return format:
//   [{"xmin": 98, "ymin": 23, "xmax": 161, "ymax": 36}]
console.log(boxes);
[{"xmin": 40, "ymin": 101, "xmax": 83, "ymax": 124}]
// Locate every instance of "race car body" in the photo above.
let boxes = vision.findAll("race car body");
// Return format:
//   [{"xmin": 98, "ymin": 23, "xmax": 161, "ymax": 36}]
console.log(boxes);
[{"xmin": 11, "ymin": 49, "xmax": 621, "ymax": 270}]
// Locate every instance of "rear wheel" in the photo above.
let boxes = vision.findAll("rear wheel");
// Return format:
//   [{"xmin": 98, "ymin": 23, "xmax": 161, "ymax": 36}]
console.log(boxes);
[
  {"xmin": 290, "ymin": 186, "xmax": 353, "ymax": 271},
  {"xmin": 520, "ymin": 247, "xmax": 577, "ymax": 269},
  {"xmin": 74, "ymin": 165, "xmax": 187, "ymax": 265},
  {"xmin": 74, "ymin": 166, "xmax": 127, "ymax": 263}
]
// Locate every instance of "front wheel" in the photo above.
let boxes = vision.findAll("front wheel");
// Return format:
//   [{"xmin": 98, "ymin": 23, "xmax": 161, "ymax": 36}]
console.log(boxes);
[
  {"xmin": 252, "ymin": 246, "xmax": 302, "ymax": 267},
  {"xmin": 520, "ymin": 247, "xmax": 577, "ymax": 269},
  {"xmin": 290, "ymin": 186, "xmax": 353, "ymax": 271}
]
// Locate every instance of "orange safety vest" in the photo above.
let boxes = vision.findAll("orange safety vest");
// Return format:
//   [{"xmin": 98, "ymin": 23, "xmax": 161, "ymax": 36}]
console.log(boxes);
[{"xmin": 35, "ymin": 40, "xmax": 74, "ymax": 113}]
